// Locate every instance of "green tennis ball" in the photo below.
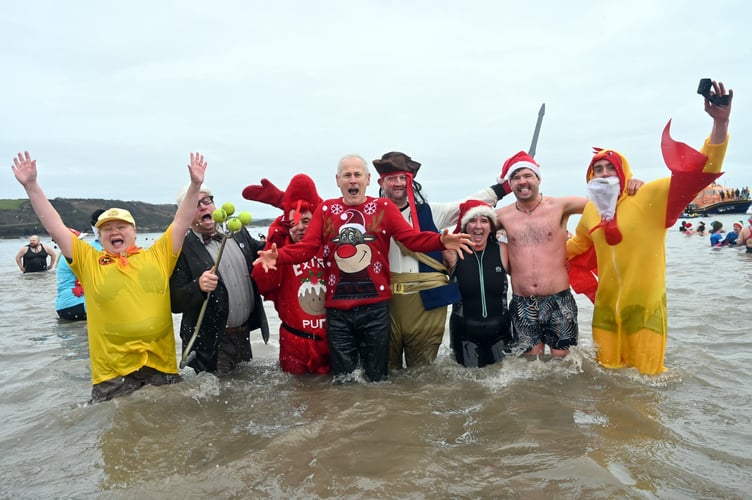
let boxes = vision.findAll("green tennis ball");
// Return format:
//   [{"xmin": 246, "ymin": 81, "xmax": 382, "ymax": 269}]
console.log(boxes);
[
  {"xmin": 227, "ymin": 217, "xmax": 243, "ymax": 232},
  {"xmin": 237, "ymin": 211, "xmax": 252, "ymax": 225},
  {"xmin": 212, "ymin": 209, "xmax": 227, "ymax": 223},
  {"xmin": 221, "ymin": 202, "xmax": 235, "ymax": 217}
]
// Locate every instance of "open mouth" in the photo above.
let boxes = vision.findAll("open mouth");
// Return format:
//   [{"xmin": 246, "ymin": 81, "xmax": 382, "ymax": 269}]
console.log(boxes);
[{"xmin": 471, "ymin": 230, "xmax": 486, "ymax": 241}]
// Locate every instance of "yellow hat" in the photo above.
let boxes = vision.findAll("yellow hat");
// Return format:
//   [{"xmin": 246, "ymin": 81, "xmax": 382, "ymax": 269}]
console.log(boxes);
[{"xmin": 95, "ymin": 208, "xmax": 136, "ymax": 228}]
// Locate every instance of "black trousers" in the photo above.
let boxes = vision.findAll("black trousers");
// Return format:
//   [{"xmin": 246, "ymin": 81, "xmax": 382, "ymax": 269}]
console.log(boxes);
[{"xmin": 326, "ymin": 301, "xmax": 390, "ymax": 382}]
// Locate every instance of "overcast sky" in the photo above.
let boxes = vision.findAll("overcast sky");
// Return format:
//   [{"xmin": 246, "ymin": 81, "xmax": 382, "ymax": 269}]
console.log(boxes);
[{"xmin": 3, "ymin": 1, "xmax": 750, "ymax": 221}]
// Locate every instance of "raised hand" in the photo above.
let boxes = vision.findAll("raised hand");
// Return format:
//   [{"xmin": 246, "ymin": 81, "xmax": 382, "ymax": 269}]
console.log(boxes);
[
  {"xmin": 705, "ymin": 81, "xmax": 733, "ymax": 121},
  {"xmin": 11, "ymin": 151, "xmax": 38, "ymax": 186},
  {"xmin": 188, "ymin": 152, "xmax": 207, "ymax": 185},
  {"xmin": 705, "ymin": 81, "xmax": 733, "ymax": 145}
]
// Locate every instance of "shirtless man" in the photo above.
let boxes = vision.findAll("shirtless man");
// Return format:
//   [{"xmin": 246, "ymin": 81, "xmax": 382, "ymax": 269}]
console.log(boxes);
[
  {"xmin": 494, "ymin": 152, "xmax": 585, "ymax": 357},
  {"xmin": 16, "ymin": 234, "xmax": 57, "ymax": 273}
]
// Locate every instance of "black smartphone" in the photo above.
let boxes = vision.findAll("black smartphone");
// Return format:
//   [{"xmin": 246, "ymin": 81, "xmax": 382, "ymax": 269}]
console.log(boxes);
[{"xmin": 697, "ymin": 78, "xmax": 729, "ymax": 105}]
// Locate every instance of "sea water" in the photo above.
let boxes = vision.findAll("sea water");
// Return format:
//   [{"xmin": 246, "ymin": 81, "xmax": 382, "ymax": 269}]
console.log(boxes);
[{"xmin": 0, "ymin": 218, "xmax": 750, "ymax": 499}]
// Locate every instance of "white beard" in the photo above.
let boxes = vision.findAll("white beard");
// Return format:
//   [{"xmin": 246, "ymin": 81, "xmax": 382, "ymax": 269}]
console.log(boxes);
[{"xmin": 587, "ymin": 177, "xmax": 621, "ymax": 221}]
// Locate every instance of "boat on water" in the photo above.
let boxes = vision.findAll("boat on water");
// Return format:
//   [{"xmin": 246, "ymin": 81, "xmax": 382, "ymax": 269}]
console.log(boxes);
[{"xmin": 681, "ymin": 182, "xmax": 751, "ymax": 217}]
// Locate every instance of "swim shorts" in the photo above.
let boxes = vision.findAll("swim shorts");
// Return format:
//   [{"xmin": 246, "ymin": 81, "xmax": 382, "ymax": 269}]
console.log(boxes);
[{"xmin": 510, "ymin": 289, "xmax": 578, "ymax": 351}]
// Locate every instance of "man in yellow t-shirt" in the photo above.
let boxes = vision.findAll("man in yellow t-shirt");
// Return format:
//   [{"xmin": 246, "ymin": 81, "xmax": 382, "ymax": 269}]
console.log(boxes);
[{"xmin": 11, "ymin": 150, "xmax": 208, "ymax": 402}]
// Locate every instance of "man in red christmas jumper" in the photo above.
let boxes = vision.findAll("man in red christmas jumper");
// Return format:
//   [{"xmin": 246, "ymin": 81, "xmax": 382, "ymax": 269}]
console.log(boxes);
[
  {"xmin": 244, "ymin": 174, "xmax": 331, "ymax": 374},
  {"xmin": 254, "ymin": 155, "xmax": 474, "ymax": 382}
]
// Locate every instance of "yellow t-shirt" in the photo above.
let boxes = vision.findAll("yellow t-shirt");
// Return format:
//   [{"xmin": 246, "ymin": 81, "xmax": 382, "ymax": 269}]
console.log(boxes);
[{"xmin": 70, "ymin": 226, "xmax": 180, "ymax": 384}]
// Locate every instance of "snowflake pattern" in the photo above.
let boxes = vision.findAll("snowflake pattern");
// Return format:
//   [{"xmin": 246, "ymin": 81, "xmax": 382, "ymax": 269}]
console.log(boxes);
[
  {"xmin": 373, "ymin": 261, "xmax": 382, "ymax": 274},
  {"xmin": 323, "ymin": 245, "xmax": 331, "ymax": 258},
  {"xmin": 364, "ymin": 201, "xmax": 378, "ymax": 215},
  {"xmin": 328, "ymin": 274, "xmax": 337, "ymax": 287},
  {"xmin": 330, "ymin": 203, "xmax": 344, "ymax": 216}
]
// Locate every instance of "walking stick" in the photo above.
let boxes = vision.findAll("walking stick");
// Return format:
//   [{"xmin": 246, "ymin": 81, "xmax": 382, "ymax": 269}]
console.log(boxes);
[{"xmin": 179, "ymin": 232, "xmax": 231, "ymax": 369}]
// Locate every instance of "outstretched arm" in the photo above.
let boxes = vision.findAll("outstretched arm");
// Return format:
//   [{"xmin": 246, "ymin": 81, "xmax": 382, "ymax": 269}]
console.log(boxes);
[
  {"xmin": 253, "ymin": 243, "xmax": 279, "ymax": 271},
  {"xmin": 11, "ymin": 152, "xmax": 72, "ymax": 259},
  {"xmin": 171, "ymin": 152, "xmax": 207, "ymax": 254},
  {"xmin": 561, "ymin": 196, "xmax": 588, "ymax": 217},
  {"xmin": 439, "ymin": 230, "xmax": 474, "ymax": 260}
]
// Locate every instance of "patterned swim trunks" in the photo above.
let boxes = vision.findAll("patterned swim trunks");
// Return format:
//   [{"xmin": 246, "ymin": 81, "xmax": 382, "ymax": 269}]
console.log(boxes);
[{"xmin": 510, "ymin": 289, "xmax": 578, "ymax": 352}]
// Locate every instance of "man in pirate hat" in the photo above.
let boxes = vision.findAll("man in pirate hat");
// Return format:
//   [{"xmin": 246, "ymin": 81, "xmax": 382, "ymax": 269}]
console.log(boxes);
[{"xmin": 372, "ymin": 151, "xmax": 510, "ymax": 370}]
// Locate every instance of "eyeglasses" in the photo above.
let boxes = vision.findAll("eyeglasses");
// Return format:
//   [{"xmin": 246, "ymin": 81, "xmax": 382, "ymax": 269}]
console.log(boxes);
[
  {"xmin": 384, "ymin": 174, "xmax": 408, "ymax": 184},
  {"xmin": 197, "ymin": 195, "xmax": 214, "ymax": 207}
]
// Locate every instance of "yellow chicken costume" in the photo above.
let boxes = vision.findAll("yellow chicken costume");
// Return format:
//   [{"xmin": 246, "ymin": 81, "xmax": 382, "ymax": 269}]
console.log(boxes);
[{"xmin": 567, "ymin": 121, "xmax": 728, "ymax": 374}]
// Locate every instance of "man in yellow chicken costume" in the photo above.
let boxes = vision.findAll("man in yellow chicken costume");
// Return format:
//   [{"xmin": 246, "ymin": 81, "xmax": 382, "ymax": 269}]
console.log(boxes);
[{"xmin": 567, "ymin": 80, "xmax": 733, "ymax": 375}]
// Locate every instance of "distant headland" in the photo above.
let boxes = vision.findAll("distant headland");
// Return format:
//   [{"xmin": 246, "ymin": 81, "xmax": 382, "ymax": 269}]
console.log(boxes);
[{"xmin": 0, "ymin": 198, "xmax": 273, "ymax": 238}]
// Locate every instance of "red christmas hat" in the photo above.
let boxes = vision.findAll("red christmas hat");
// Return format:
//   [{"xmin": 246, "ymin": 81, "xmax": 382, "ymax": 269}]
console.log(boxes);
[
  {"xmin": 499, "ymin": 151, "xmax": 541, "ymax": 182},
  {"xmin": 339, "ymin": 209, "xmax": 367, "ymax": 234},
  {"xmin": 453, "ymin": 200, "xmax": 497, "ymax": 234}
]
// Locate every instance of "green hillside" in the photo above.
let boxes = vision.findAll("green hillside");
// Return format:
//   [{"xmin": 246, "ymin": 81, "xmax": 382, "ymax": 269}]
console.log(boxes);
[{"xmin": 0, "ymin": 198, "xmax": 272, "ymax": 238}]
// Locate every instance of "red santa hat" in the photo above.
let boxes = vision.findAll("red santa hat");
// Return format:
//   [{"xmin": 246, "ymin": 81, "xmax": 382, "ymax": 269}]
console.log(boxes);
[
  {"xmin": 499, "ymin": 151, "xmax": 541, "ymax": 183},
  {"xmin": 339, "ymin": 209, "xmax": 367, "ymax": 234},
  {"xmin": 454, "ymin": 200, "xmax": 497, "ymax": 234}
]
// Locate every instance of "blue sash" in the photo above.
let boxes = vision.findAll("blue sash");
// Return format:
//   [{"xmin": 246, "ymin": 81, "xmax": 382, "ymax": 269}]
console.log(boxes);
[{"xmin": 414, "ymin": 204, "xmax": 462, "ymax": 310}]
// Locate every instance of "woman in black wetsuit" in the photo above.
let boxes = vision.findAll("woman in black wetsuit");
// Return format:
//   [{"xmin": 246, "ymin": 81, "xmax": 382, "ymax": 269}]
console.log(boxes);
[{"xmin": 444, "ymin": 200, "xmax": 513, "ymax": 368}]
